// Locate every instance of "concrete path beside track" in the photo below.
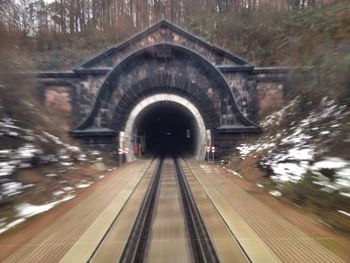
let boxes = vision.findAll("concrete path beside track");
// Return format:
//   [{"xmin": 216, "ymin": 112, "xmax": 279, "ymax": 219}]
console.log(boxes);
[
  {"xmin": 187, "ymin": 159, "xmax": 344, "ymax": 263},
  {"xmin": 90, "ymin": 159, "xmax": 159, "ymax": 262},
  {"xmin": 2, "ymin": 158, "xmax": 153, "ymax": 263},
  {"xmin": 180, "ymin": 159, "xmax": 249, "ymax": 263}
]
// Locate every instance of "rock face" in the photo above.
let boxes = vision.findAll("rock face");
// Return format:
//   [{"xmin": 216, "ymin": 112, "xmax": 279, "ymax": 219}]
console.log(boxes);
[{"xmin": 36, "ymin": 20, "xmax": 290, "ymax": 157}]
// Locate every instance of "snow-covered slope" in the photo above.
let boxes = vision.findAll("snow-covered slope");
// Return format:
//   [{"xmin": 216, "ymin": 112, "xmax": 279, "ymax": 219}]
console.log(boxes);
[
  {"xmin": 0, "ymin": 115, "xmax": 113, "ymax": 235},
  {"xmin": 0, "ymin": 116, "xmax": 89, "ymax": 202},
  {"xmin": 236, "ymin": 96, "xmax": 350, "ymax": 216}
]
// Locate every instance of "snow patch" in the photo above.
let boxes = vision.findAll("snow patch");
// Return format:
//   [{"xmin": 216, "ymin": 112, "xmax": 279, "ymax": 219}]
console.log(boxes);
[
  {"xmin": 53, "ymin": 190, "xmax": 65, "ymax": 196},
  {"xmin": 238, "ymin": 98, "xmax": 350, "ymax": 186},
  {"xmin": 62, "ymin": 186, "xmax": 74, "ymax": 192},
  {"xmin": 75, "ymin": 182, "xmax": 92, "ymax": 189},
  {"xmin": 60, "ymin": 162, "xmax": 73, "ymax": 166},
  {"xmin": 270, "ymin": 163, "xmax": 307, "ymax": 183},
  {"xmin": 0, "ymin": 218, "xmax": 25, "ymax": 235},
  {"xmin": 312, "ymin": 158, "xmax": 348, "ymax": 170},
  {"xmin": 0, "ymin": 163, "xmax": 16, "ymax": 177},
  {"xmin": 340, "ymin": 192, "xmax": 350, "ymax": 198},
  {"xmin": 269, "ymin": 190, "xmax": 282, "ymax": 198},
  {"xmin": 337, "ymin": 210, "xmax": 350, "ymax": 217},
  {"xmin": 16, "ymin": 195, "xmax": 75, "ymax": 218},
  {"xmin": 0, "ymin": 195, "xmax": 75, "ymax": 234},
  {"xmin": 16, "ymin": 144, "xmax": 41, "ymax": 159},
  {"xmin": 1, "ymin": 182, "xmax": 22, "ymax": 197},
  {"xmin": 45, "ymin": 173, "xmax": 57, "ymax": 177}
]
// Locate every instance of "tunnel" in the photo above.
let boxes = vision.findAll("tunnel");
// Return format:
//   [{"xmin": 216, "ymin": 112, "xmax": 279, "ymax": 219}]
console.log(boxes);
[
  {"xmin": 134, "ymin": 101, "xmax": 197, "ymax": 156},
  {"xmin": 124, "ymin": 94, "xmax": 208, "ymax": 162}
]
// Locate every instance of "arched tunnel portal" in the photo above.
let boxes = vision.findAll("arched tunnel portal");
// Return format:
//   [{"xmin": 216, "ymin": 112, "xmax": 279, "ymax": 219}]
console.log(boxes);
[
  {"xmin": 70, "ymin": 43, "xmax": 260, "ymax": 161},
  {"xmin": 124, "ymin": 94, "xmax": 207, "ymax": 162}
]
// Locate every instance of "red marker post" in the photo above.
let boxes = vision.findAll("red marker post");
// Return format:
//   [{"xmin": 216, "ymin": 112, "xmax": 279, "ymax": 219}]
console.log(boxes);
[
  {"xmin": 118, "ymin": 147, "xmax": 123, "ymax": 166},
  {"xmin": 211, "ymin": 146, "xmax": 215, "ymax": 163},
  {"xmin": 206, "ymin": 146, "xmax": 210, "ymax": 162}
]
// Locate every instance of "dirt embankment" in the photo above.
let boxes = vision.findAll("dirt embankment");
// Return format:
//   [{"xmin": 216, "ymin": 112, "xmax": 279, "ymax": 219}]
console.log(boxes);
[{"xmin": 0, "ymin": 160, "xmax": 116, "ymax": 261}]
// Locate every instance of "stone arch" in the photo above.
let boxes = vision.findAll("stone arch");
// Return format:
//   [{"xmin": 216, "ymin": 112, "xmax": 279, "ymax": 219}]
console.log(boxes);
[
  {"xmin": 72, "ymin": 43, "xmax": 257, "ymax": 132},
  {"xmin": 124, "ymin": 93, "xmax": 207, "ymax": 162},
  {"xmin": 110, "ymin": 74, "xmax": 220, "ymax": 132}
]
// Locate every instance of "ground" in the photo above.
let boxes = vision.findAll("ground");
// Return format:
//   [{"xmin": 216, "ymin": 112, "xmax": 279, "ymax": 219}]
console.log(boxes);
[
  {"xmin": 0, "ymin": 158, "xmax": 349, "ymax": 262},
  {"xmin": 220, "ymin": 157, "xmax": 350, "ymax": 261},
  {"xmin": 0, "ymin": 161, "xmax": 116, "ymax": 261}
]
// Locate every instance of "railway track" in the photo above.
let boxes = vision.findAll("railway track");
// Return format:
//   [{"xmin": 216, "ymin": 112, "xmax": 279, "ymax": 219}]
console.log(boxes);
[
  {"xmin": 173, "ymin": 157, "xmax": 219, "ymax": 263},
  {"xmin": 3, "ymin": 156, "xmax": 344, "ymax": 263},
  {"xmin": 90, "ymin": 156, "xmax": 224, "ymax": 263},
  {"xmin": 119, "ymin": 158, "xmax": 163, "ymax": 262}
]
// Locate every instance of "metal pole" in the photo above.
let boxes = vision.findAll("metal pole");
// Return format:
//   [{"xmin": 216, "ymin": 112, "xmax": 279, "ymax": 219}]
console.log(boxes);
[
  {"xmin": 119, "ymin": 148, "xmax": 122, "ymax": 166},
  {"xmin": 211, "ymin": 146, "xmax": 215, "ymax": 164}
]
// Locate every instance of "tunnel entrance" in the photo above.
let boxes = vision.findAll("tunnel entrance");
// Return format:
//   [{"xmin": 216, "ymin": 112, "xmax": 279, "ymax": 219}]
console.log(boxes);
[
  {"xmin": 134, "ymin": 102, "xmax": 197, "ymax": 156},
  {"xmin": 67, "ymin": 23, "xmax": 263, "ymax": 162},
  {"xmin": 124, "ymin": 94, "xmax": 208, "ymax": 162}
]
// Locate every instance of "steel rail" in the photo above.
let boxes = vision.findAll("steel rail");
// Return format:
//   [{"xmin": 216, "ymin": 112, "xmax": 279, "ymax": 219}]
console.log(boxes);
[
  {"xmin": 118, "ymin": 155, "xmax": 219, "ymax": 263},
  {"xmin": 118, "ymin": 157, "xmax": 163, "ymax": 263},
  {"xmin": 174, "ymin": 156, "xmax": 220, "ymax": 263}
]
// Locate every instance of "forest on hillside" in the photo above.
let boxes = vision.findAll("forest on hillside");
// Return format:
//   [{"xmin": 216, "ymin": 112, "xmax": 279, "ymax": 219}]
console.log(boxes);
[
  {"xmin": 1, "ymin": 0, "xmax": 330, "ymax": 37},
  {"xmin": 1, "ymin": 0, "xmax": 346, "ymax": 67}
]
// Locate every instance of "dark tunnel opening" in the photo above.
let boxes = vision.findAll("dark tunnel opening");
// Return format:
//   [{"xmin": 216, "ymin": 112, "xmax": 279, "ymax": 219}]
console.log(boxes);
[{"xmin": 133, "ymin": 102, "xmax": 198, "ymax": 156}]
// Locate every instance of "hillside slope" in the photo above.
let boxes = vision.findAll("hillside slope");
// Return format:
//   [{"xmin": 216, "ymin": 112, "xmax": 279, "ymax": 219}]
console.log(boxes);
[
  {"xmin": 210, "ymin": 1, "xmax": 350, "ymax": 234},
  {"xmin": 229, "ymin": 95, "xmax": 350, "ymax": 233},
  {"xmin": 0, "ymin": 34, "xmax": 113, "ymax": 235}
]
